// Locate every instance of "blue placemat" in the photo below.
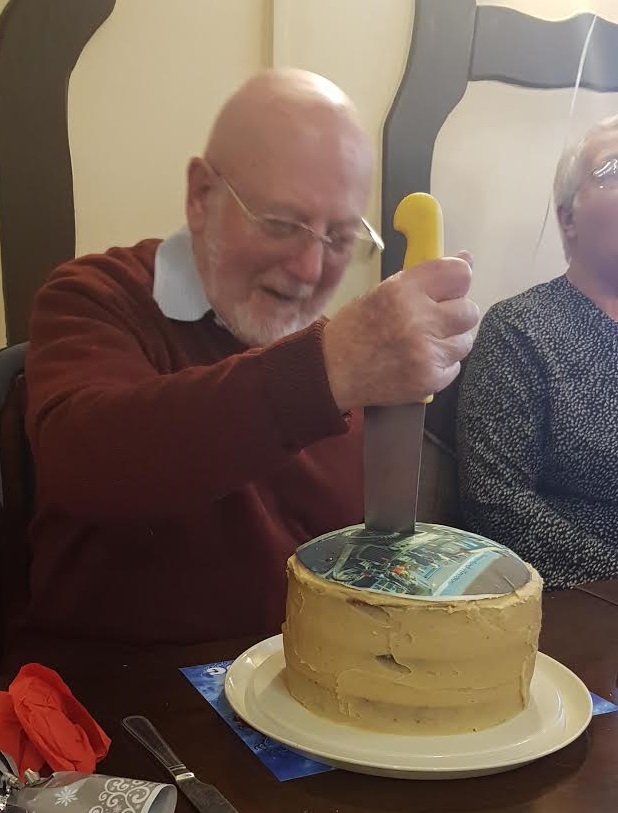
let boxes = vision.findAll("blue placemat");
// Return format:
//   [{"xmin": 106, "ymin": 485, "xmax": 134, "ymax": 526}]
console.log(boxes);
[
  {"xmin": 181, "ymin": 660, "xmax": 618, "ymax": 782},
  {"xmin": 180, "ymin": 660, "xmax": 333, "ymax": 781},
  {"xmin": 590, "ymin": 692, "xmax": 618, "ymax": 716}
]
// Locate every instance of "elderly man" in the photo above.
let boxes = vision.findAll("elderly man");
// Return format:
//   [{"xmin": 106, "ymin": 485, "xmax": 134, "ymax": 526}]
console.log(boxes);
[
  {"xmin": 458, "ymin": 114, "xmax": 618, "ymax": 590},
  {"xmin": 24, "ymin": 69, "xmax": 478, "ymax": 644}
]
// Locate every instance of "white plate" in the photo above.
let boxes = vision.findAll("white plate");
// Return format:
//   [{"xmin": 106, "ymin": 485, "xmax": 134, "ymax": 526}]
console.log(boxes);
[{"xmin": 224, "ymin": 634, "xmax": 592, "ymax": 780}]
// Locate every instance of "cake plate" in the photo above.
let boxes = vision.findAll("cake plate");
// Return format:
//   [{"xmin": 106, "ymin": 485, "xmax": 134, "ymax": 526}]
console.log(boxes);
[{"xmin": 224, "ymin": 634, "xmax": 592, "ymax": 780}]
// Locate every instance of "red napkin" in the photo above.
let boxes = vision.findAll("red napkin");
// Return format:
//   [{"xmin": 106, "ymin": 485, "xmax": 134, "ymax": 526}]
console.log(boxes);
[{"xmin": 0, "ymin": 663, "xmax": 110, "ymax": 779}]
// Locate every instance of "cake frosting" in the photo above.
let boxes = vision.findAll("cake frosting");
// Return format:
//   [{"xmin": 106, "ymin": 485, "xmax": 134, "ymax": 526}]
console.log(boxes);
[{"xmin": 282, "ymin": 551, "xmax": 542, "ymax": 735}]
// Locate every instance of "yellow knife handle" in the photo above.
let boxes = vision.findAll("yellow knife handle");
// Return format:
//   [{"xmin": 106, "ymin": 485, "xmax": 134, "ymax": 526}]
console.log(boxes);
[{"xmin": 393, "ymin": 193, "xmax": 444, "ymax": 405}]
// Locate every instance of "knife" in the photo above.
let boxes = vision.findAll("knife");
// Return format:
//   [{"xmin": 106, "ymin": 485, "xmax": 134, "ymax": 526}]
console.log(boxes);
[
  {"xmin": 122, "ymin": 715, "xmax": 238, "ymax": 813},
  {"xmin": 364, "ymin": 193, "xmax": 444, "ymax": 534}
]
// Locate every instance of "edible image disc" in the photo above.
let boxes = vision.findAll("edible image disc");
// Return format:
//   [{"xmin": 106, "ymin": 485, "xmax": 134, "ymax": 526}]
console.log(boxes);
[{"xmin": 296, "ymin": 523, "xmax": 530, "ymax": 599}]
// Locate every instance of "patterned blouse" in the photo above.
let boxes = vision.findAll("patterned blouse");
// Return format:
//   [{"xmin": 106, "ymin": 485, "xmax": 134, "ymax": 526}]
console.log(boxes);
[{"xmin": 457, "ymin": 274, "xmax": 618, "ymax": 590}]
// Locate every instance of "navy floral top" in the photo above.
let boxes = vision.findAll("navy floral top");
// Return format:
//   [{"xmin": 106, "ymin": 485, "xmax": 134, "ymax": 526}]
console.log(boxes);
[{"xmin": 457, "ymin": 275, "xmax": 618, "ymax": 590}]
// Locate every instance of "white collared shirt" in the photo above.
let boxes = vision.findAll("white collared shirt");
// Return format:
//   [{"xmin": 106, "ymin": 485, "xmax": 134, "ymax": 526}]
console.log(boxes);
[{"xmin": 153, "ymin": 227, "xmax": 211, "ymax": 322}]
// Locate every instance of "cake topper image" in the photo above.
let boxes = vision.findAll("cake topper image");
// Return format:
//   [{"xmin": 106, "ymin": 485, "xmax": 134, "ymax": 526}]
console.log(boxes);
[{"xmin": 296, "ymin": 524, "xmax": 531, "ymax": 599}]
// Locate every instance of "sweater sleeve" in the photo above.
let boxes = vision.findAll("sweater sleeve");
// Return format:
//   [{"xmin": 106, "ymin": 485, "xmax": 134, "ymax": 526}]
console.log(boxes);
[
  {"xmin": 457, "ymin": 307, "xmax": 616, "ymax": 589},
  {"xmin": 25, "ymin": 261, "xmax": 350, "ymax": 521}
]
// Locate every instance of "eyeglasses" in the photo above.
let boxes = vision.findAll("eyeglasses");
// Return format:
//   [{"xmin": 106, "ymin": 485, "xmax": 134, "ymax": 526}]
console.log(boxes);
[
  {"xmin": 592, "ymin": 158, "xmax": 618, "ymax": 190},
  {"xmin": 210, "ymin": 165, "xmax": 384, "ymax": 263}
]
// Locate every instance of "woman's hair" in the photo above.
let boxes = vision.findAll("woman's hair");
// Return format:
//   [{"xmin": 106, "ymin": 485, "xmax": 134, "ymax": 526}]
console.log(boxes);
[{"xmin": 554, "ymin": 114, "xmax": 618, "ymax": 257}]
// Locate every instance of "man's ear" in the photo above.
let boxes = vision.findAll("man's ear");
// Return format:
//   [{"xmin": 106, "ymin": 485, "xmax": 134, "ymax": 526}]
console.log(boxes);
[{"xmin": 186, "ymin": 157, "xmax": 216, "ymax": 231}]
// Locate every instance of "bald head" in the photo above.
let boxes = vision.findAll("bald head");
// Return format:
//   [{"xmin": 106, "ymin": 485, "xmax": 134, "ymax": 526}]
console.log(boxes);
[{"xmin": 205, "ymin": 68, "xmax": 372, "ymax": 190}]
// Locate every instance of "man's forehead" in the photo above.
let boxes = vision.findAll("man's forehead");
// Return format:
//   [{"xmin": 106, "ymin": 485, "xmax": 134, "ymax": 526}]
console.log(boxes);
[
  {"xmin": 247, "ymin": 119, "xmax": 370, "ymax": 174},
  {"xmin": 229, "ymin": 134, "xmax": 372, "ymax": 218}
]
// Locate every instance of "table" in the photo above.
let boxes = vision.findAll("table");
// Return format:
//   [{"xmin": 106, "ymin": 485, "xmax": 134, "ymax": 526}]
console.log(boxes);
[
  {"xmin": 3, "ymin": 586, "xmax": 618, "ymax": 813},
  {"xmin": 578, "ymin": 579, "xmax": 618, "ymax": 607}
]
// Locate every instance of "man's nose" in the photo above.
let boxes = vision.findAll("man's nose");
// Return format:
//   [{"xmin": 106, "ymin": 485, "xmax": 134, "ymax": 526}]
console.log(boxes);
[{"xmin": 284, "ymin": 238, "xmax": 325, "ymax": 285}]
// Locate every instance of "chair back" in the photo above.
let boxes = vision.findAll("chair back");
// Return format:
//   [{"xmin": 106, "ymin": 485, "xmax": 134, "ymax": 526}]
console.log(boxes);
[{"xmin": 0, "ymin": 342, "xmax": 33, "ymax": 651}]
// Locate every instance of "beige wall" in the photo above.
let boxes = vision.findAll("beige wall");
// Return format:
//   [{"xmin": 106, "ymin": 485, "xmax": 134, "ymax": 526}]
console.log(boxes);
[{"xmin": 1, "ymin": 0, "xmax": 618, "ymax": 344}]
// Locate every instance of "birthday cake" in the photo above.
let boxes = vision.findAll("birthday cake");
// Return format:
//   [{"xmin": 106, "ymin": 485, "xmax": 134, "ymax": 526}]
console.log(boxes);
[{"xmin": 282, "ymin": 523, "xmax": 542, "ymax": 735}]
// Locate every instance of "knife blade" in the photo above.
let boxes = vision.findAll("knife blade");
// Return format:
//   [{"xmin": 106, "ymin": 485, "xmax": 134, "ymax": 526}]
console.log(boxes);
[
  {"xmin": 364, "ymin": 402, "xmax": 426, "ymax": 532},
  {"xmin": 122, "ymin": 715, "xmax": 238, "ymax": 813},
  {"xmin": 364, "ymin": 193, "xmax": 444, "ymax": 534}
]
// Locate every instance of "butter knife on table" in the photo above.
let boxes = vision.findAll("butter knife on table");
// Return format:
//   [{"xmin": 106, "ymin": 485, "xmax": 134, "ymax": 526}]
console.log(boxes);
[{"xmin": 122, "ymin": 715, "xmax": 239, "ymax": 813}]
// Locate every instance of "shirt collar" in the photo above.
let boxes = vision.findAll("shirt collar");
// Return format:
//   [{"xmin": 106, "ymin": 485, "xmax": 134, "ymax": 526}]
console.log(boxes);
[{"xmin": 153, "ymin": 226, "xmax": 212, "ymax": 322}]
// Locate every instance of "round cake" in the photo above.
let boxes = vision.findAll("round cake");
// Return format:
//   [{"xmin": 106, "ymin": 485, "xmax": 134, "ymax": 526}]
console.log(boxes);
[{"xmin": 282, "ymin": 524, "xmax": 542, "ymax": 735}]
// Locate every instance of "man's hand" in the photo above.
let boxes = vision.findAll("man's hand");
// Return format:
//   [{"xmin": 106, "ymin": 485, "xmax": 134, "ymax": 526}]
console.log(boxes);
[{"xmin": 323, "ymin": 255, "xmax": 480, "ymax": 412}]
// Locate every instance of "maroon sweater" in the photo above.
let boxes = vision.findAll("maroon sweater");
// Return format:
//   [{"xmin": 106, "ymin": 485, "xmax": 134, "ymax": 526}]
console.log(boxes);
[{"xmin": 23, "ymin": 240, "xmax": 363, "ymax": 644}]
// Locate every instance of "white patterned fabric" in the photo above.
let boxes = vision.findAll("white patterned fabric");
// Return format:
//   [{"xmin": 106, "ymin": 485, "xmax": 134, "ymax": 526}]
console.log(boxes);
[{"xmin": 13, "ymin": 773, "xmax": 176, "ymax": 813}]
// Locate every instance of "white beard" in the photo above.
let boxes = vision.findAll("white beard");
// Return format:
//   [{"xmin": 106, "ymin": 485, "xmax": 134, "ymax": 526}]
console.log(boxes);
[
  {"xmin": 203, "ymin": 225, "xmax": 315, "ymax": 347},
  {"xmin": 228, "ymin": 305, "xmax": 308, "ymax": 346}
]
